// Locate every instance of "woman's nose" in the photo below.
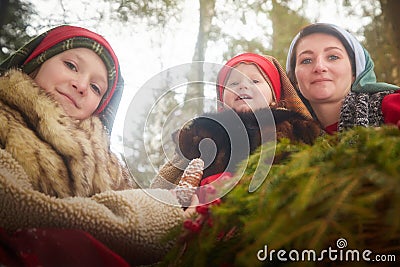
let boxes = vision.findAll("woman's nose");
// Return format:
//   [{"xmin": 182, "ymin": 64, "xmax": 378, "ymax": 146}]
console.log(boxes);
[{"xmin": 313, "ymin": 56, "xmax": 328, "ymax": 73}]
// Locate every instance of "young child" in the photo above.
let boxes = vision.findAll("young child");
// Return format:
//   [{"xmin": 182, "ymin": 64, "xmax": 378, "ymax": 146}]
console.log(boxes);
[
  {"xmin": 151, "ymin": 53, "xmax": 319, "ymax": 189},
  {"xmin": 216, "ymin": 52, "xmax": 312, "ymax": 117},
  {"xmin": 0, "ymin": 25, "xmax": 130, "ymax": 197}
]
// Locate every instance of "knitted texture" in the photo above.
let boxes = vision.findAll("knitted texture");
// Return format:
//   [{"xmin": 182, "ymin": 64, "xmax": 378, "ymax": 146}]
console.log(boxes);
[
  {"xmin": 175, "ymin": 159, "xmax": 204, "ymax": 206},
  {"xmin": 150, "ymin": 154, "xmax": 188, "ymax": 189},
  {"xmin": 339, "ymin": 90, "xmax": 394, "ymax": 131}
]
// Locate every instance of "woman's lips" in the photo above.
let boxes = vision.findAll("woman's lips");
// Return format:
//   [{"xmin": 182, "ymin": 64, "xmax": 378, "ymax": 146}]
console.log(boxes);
[{"xmin": 311, "ymin": 78, "xmax": 332, "ymax": 84}]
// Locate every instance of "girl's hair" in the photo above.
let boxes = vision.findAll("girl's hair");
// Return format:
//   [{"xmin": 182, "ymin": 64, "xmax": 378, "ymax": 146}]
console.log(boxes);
[{"xmin": 287, "ymin": 23, "xmax": 356, "ymax": 85}]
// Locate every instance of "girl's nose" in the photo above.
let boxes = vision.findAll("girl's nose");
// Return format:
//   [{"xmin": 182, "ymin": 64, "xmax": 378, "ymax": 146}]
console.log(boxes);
[
  {"xmin": 238, "ymin": 78, "xmax": 251, "ymax": 90},
  {"xmin": 72, "ymin": 76, "xmax": 90, "ymax": 95}
]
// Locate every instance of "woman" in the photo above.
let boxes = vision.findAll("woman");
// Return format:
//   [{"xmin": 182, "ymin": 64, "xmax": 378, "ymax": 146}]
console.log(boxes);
[
  {"xmin": 286, "ymin": 23, "xmax": 400, "ymax": 134},
  {"xmin": 0, "ymin": 25, "xmax": 199, "ymax": 266}
]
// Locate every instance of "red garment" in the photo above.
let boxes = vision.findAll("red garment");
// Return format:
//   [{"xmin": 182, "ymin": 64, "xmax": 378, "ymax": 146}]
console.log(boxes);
[
  {"xmin": 0, "ymin": 227, "xmax": 130, "ymax": 267},
  {"xmin": 323, "ymin": 91, "xmax": 400, "ymax": 135},
  {"xmin": 197, "ymin": 172, "xmax": 233, "ymax": 204},
  {"xmin": 382, "ymin": 91, "xmax": 400, "ymax": 125},
  {"xmin": 200, "ymin": 172, "xmax": 233, "ymax": 186},
  {"xmin": 324, "ymin": 122, "xmax": 339, "ymax": 135}
]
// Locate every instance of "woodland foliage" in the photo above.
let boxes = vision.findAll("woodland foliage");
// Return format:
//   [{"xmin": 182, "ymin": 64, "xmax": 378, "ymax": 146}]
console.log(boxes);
[{"xmin": 162, "ymin": 126, "xmax": 400, "ymax": 267}]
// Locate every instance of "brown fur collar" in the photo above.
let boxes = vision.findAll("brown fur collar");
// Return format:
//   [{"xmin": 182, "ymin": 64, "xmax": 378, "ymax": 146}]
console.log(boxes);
[
  {"xmin": 173, "ymin": 108, "xmax": 322, "ymax": 179},
  {"xmin": 0, "ymin": 69, "xmax": 131, "ymax": 197}
]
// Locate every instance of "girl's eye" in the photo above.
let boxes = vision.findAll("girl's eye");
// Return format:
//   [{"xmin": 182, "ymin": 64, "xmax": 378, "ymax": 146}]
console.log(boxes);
[
  {"xmin": 90, "ymin": 84, "xmax": 101, "ymax": 95},
  {"xmin": 64, "ymin": 61, "xmax": 77, "ymax": 71},
  {"xmin": 252, "ymin": 79, "xmax": 259, "ymax": 84},
  {"xmin": 328, "ymin": 55, "xmax": 339, "ymax": 60}
]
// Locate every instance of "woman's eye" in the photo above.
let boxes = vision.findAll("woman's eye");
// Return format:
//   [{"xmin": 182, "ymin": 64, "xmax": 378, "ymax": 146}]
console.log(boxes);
[
  {"xmin": 300, "ymin": 58, "xmax": 312, "ymax": 64},
  {"xmin": 64, "ymin": 61, "xmax": 77, "ymax": 71},
  {"xmin": 329, "ymin": 55, "xmax": 339, "ymax": 60}
]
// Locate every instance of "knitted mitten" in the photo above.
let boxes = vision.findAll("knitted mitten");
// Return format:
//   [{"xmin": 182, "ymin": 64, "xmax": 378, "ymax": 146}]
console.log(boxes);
[{"xmin": 175, "ymin": 158, "xmax": 204, "ymax": 207}]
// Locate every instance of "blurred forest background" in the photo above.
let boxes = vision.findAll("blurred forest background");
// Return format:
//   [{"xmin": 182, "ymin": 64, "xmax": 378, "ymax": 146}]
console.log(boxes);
[{"xmin": 1, "ymin": 0, "xmax": 399, "ymax": 186}]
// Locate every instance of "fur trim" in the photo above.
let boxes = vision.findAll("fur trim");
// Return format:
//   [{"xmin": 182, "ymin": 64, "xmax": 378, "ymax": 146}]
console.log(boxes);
[{"xmin": 0, "ymin": 69, "xmax": 132, "ymax": 197}]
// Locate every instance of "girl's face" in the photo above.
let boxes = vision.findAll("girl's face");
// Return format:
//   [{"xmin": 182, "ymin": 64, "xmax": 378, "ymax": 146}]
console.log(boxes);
[
  {"xmin": 34, "ymin": 48, "xmax": 108, "ymax": 119},
  {"xmin": 222, "ymin": 63, "xmax": 274, "ymax": 112},
  {"xmin": 294, "ymin": 33, "xmax": 354, "ymax": 105}
]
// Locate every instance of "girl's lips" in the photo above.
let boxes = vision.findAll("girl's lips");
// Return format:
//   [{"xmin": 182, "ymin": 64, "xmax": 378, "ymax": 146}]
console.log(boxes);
[
  {"xmin": 57, "ymin": 91, "xmax": 78, "ymax": 108},
  {"xmin": 236, "ymin": 94, "xmax": 252, "ymax": 100}
]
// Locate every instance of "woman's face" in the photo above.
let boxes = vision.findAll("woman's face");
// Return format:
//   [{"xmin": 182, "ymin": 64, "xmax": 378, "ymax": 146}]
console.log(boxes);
[
  {"xmin": 222, "ymin": 63, "xmax": 274, "ymax": 113},
  {"xmin": 34, "ymin": 48, "xmax": 108, "ymax": 119},
  {"xmin": 294, "ymin": 33, "xmax": 354, "ymax": 106}
]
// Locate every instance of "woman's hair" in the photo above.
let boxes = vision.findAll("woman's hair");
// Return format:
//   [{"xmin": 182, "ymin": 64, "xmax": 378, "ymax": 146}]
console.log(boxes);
[{"xmin": 287, "ymin": 23, "xmax": 356, "ymax": 85}]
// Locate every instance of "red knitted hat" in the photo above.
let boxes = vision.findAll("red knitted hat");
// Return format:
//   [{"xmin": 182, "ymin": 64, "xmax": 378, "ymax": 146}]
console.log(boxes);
[{"xmin": 216, "ymin": 53, "xmax": 281, "ymax": 104}]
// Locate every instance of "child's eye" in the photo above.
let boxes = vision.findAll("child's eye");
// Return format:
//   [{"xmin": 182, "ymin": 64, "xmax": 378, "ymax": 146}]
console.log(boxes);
[
  {"xmin": 228, "ymin": 81, "xmax": 239, "ymax": 86},
  {"xmin": 252, "ymin": 79, "xmax": 259, "ymax": 84},
  {"xmin": 64, "ymin": 61, "xmax": 77, "ymax": 71},
  {"xmin": 90, "ymin": 84, "xmax": 101, "ymax": 95}
]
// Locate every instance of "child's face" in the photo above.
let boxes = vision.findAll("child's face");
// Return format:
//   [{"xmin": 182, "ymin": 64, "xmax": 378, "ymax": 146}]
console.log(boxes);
[
  {"xmin": 34, "ymin": 48, "xmax": 108, "ymax": 120},
  {"xmin": 223, "ymin": 63, "xmax": 274, "ymax": 113}
]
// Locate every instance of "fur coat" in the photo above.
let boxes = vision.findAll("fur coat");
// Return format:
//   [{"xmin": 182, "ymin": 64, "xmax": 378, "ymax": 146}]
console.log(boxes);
[
  {"xmin": 173, "ymin": 108, "xmax": 321, "ymax": 179},
  {"xmin": 0, "ymin": 70, "xmax": 187, "ymax": 265},
  {"xmin": 0, "ymin": 69, "xmax": 132, "ymax": 197},
  {"xmin": 151, "ymin": 108, "xmax": 322, "ymax": 189}
]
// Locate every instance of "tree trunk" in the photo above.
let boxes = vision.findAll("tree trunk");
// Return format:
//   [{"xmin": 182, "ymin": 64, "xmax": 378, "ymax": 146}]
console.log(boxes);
[
  {"xmin": 380, "ymin": 0, "xmax": 400, "ymax": 84},
  {"xmin": 184, "ymin": 0, "xmax": 216, "ymax": 115},
  {"xmin": 0, "ymin": 0, "xmax": 10, "ymax": 29}
]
